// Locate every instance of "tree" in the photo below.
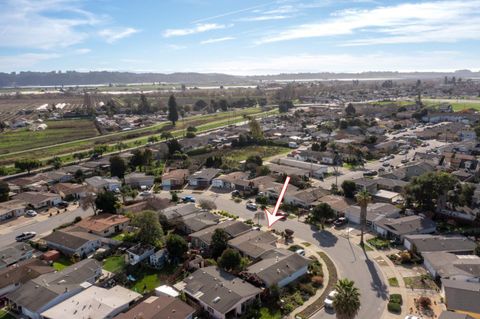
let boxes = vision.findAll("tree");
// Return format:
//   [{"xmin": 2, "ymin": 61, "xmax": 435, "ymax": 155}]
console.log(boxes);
[
  {"xmin": 14, "ymin": 159, "xmax": 40, "ymax": 174},
  {"xmin": 310, "ymin": 203, "xmax": 335, "ymax": 229},
  {"xmin": 218, "ymin": 99, "xmax": 229, "ymax": 111},
  {"xmin": 0, "ymin": 181, "xmax": 10, "ymax": 202},
  {"xmin": 198, "ymin": 199, "xmax": 217, "ymax": 210},
  {"xmin": 48, "ymin": 156, "xmax": 62, "ymax": 169},
  {"xmin": 211, "ymin": 228, "xmax": 229, "ymax": 258},
  {"xmin": 95, "ymin": 191, "xmax": 118, "ymax": 214},
  {"xmin": 345, "ymin": 103, "xmax": 356, "ymax": 116},
  {"xmin": 405, "ymin": 172, "xmax": 458, "ymax": 212},
  {"xmin": 356, "ymin": 190, "xmax": 371, "ymax": 247},
  {"xmin": 133, "ymin": 210, "xmax": 164, "ymax": 247},
  {"xmin": 218, "ymin": 248, "xmax": 242, "ymax": 271},
  {"xmin": 170, "ymin": 191, "xmax": 179, "ymax": 203},
  {"xmin": 248, "ymin": 118, "xmax": 263, "ymax": 140},
  {"xmin": 168, "ymin": 94, "xmax": 179, "ymax": 125},
  {"xmin": 120, "ymin": 185, "xmax": 138, "ymax": 203},
  {"xmin": 167, "ymin": 139, "xmax": 182, "ymax": 155},
  {"xmin": 278, "ymin": 100, "xmax": 294, "ymax": 113},
  {"xmin": 80, "ymin": 192, "xmax": 97, "ymax": 214},
  {"xmin": 93, "ymin": 144, "xmax": 108, "ymax": 155},
  {"xmin": 74, "ymin": 169, "xmax": 84, "ymax": 182},
  {"xmin": 110, "ymin": 155, "xmax": 127, "ymax": 179},
  {"xmin": 166, "ymin": 234, "xmax": 188, "ymax": 262},
  {"xmin": 160, "ymin": 131, "xmax": 173, "ymax": 140},
  {"xmin": 341, "ymin": 180, "xmax": 356, "ymax": 199},
  {"xmin": 194, "ymin": 99, "xmax": 207, "ymax": 111},
  {"xmin": 138, "ymin": 94, "xmax": 151, "ymax": 114},
  {"xmin": 333, "ymin": 278, "xmax": 361, "ymax": 319}
]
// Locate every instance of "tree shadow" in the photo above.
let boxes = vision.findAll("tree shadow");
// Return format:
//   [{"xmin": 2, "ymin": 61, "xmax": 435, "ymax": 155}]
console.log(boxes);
[
  {"xmin": 311, "ymin": 227, "xmax": 338, "ymax": 248},
  {"xmin": 364, "ymin": 257, "xmax": 389, "ymax": 301}
]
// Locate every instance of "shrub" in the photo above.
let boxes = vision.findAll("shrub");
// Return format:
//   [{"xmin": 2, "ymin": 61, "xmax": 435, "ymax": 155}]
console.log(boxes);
[
  {"xmin": 418, "ymin": 296, "xmax": 431, "ymax": 309},
  {"xmin": 299, "ymin": 283, "xmax": 316, "ymax": 296},
  {"xmin": 73, "ymin": 216, "xmax": 82, "ymax": 223},
  {"xmin": 387, "ymin": 302, "xmax": 401, "ymax": 313},
  {"xmin": 311, "ymin": 276, "xmax": 324, "ymax": 287},
  {"xmin": 390, "ymin": 294, "xmax": 403, "ymax": 305}
]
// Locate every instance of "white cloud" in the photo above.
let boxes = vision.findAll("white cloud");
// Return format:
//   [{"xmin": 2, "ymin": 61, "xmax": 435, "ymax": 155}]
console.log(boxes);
[
  {"xmin": 239, "ymin": 15, "xmax": 291, "ymax": 22},
  {"xmin": 74, "ymin": 48, "xmax": 91, "ymax": 54},
  {"xmin": 201, "ymin": 36, "xmax": 235, "ymax": 44},
  {"xmin": 258, "ymin": 0, "xmax": 480, "ymax": 45},
  {"xmin": 0, "ymin": 53, "xmax": 60, "ymax": 71},
  {"xmin": 163, "ymin": 23, "xmax": 228, "ymax": 37},
  {"xmin": 197, "ymin": 51, "xmax": 479, "ymax": 75},
  {"xmin": 99, "ymin": 27, "xmax": 139, "ymax": 43},
  {"xmin": 0, "ymin": 0, "xmax": 95, "ymax": 49}
]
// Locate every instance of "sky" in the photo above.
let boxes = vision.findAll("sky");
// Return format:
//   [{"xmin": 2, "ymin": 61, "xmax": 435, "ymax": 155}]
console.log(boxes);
[{"xmin": 0, "ymin": 0, "xmax": 479, "ymax": 75}]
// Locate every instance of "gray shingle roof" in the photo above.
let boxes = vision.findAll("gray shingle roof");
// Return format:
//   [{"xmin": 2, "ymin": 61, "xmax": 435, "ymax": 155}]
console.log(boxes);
[
  {"xmin": 228, "ymin": 230, "xmax": 277, "ymax": 259},
  {"xmin": 190, "ymin": 220, "xmax": 251, "ymax": 246},
  {"xmin": 404, "ymin": 235, "xmax": 477, "ymax": 254},
  {"xmin": 443, "ymin": 279, "xmax": 480, "ymax": 315},
  {"xmin": 42, "ymin": 230, "xmax": 101, "ymax": 250}
]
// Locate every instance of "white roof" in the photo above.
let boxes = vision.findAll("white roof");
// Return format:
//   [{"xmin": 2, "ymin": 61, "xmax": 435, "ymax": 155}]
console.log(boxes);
[
  {"xmin": 41, "ymin": 285, "xmax": 141, "ymax": 319},
  {"xmin": 155, "ymin": 284, "xmax": 179, "ymax": 297},
  {"xmin": 374, "ymin": 189, "xmax": 400, "ymax": 200}
]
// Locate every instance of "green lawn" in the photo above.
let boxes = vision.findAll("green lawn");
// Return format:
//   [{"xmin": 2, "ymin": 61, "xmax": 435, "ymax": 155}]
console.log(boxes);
[
  {"xmin": 423, "ymin": 98, "xmax": 480, "ymax": 111},
  {"xmin": 103, "ymin": 255, "xmax": 126, "ymax": 273},
  {"xmin": 129, "ymin": 263, "xmax": 179, "ymax": 293},
  {"xmin": 359, "ymin": 243, "xmax": 374, "ymax": 251},
  {"xmin": 0, "ymin": 119, "xmax": 99, "ymax": 155},
  {"xmin": 388, "ymin": 277, "xmax": 399, "ymax": 287},
  {"xmin": 52, "ymin": 256, "xmax": 73, "ymax": 271},
  {"xmin": 367, "ymin": 237, "xmax": 391, "ymax": 250},
  {"xmin": 259, "ymin": 307, "xmax": 282, "ymax": 319},
  {"xmin": 0, "ymin": 309, "xmax": 14, "ymax": 319}
]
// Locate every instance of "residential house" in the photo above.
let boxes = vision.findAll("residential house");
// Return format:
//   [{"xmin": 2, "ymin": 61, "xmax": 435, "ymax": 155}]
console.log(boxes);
[
  {"xmin": 228, "ymin": 230, "xmax": 277, "ymax": 260},
  {"xmin": 273, "ymin": 158, "xmax": 328, "ymax": 179},
  {"xmin": 60, "ymin": 165, "xmax": 94, "ymax": 177},
  {"xmin": 381, "ymin": 161, "xmax": 436, "ymax": 181},
  {"xmin": 443, "ymin": 153, "xmax": 479, "ymax": 174},
  {"xmin": 85, "ymin": 176, "xmax": 121, "ymax": 193},
  {"xmin": 373, "ymin": 215, "xmax": 436, "ymax": 240},
  {"xmin": 42, "ymin": 229, "xmax": 103, "ymax": 257},
  {"xmin": 403, "ymin": 235, "xmax": 477, "ymax": 256},
  {"xmin": 37, "ymin": 171, "xmax": 73, "ymax": 185},
  {"xmin": 13, "ymin": 192, "xmax": 61, "ymax": 210},
  {"xmin": 438, "ymin": 207, "xmax": 480, "ymax": 223},
  {"xmin": 422, "ymin": 252, "xmax": 480, "ymax": 281},
  {"xmin": 293, "ymin": 150, "xmax": 337, "ymax": 165},
  {"xmin": 442, "ymin": 279, "xmax": 480, "ymax": 319},
  {"xmin": 174, "ymin": 266, "xmax": 261, "ymax": 319},
  {"xmin": 439, "ymin": 311, "xmax": 475, "ymax": 319},
  {"xmin": 161, "ymin": 169, "xmax": 189, "ymax": 190},
  {"xmin": 0, "ymin": 243, "xmax": 34, "ymax": 270},
  {"xmin": 267, "ymin": 163, "xmax": 311, "ymax": 179},
  {"xmin": 284, "ymin": 188, "xmax": 329, "ymax": 209},
  {"xmin": 190, "ymin": 220, "xmax": 251, "ymax": 251},
  {"xmin": 76, "ymin": 213, "xmax": 130, "ymax": 236},
  {"xmin": 212, "ymin": 172, "xmax": 248, "ymax": 189},
  {"xmin": 413, "ymin": 152, "xmax": 444, "ymax": 166},
  {"xmin": 352, "ymin": 178, "xmax": 378, "ymax": 194},
  {"xmin": 372, "ymin": 189, "xmax": 403, "ymax": 204},
  {"xmin": 265, "ymin": 182, "xmax": 299, "ymax": 201},
  {"xmin": 318, "ymin": 195, "xmax": 352, "ymax": 216},
  {"xmin": 124, "ymin": 172, "xmax": 155, "ymax": 189},
  {"xmin": 115, "ymin": 295, "xmax": 195, "ymax": 319},
  {"xmin": 188, "ymin": 168, "xmax": 221, "ymax": 187},
  {"xmin": 126, "ymin": 244, "xmax": 155, "ymax": 266},
  {"xmin": 345, "ymin": 203, "xmax": 401, "ymax": 226},
  {"xmin": 374, "ymin": 140, "xmax": 399, "ymax": 153},
  {"xmin": 0, "ymin": 200, "xmax": 26, "ymax": 221},
  {"xmin": 178, "ymin": 211, "xmax": 220, "ymax": 234},
  {"xmin": 50, "ymin": 183, "xmax": 86, "ymax": 200},
  {"xmin": 375, "ymin": 178, "xmax": 408, "ymax": 193},
  {"xmin": 245, "ymin": 248, "xmax": 311, "ymax": 288},
  {"xmin": 41, "ymin": 285, "xmax": 141, "ymax": 319},
  {"xmin": 6, "ymin": 259, "xmax": 102, "ymax": 319},
  {"xmin": 0, "ymin": 259, "xmax": 53, "ymax": 298},
  {"xmin": 160, "ymin": 203, "xmax": 202, "ymax": 226},
  {"xmin": 149, "ymin": 249, "xmax": 168, "ymax": 268}
]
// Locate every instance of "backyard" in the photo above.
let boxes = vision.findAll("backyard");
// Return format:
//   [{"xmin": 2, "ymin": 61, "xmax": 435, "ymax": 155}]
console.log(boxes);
[
  {"xmin": 403, "ymin": 276, "xmax": 438, "ymax": 290},
  {"xmin": 52, "ymin": 255, "xmax": 74, "ymax": 271},
  {"xmin": 128, "ymin": 263, "xmax": 179, "ymax": 294},
  {"xmin": 103, "ymin": 255, "xmax": 126, "ymax": 273}
]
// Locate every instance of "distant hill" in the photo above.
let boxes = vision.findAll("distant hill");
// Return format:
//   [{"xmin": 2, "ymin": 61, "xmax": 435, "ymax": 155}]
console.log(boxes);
[{"xmin": 0, "ymin": 70, "xmax": 479, "ymax": 88}]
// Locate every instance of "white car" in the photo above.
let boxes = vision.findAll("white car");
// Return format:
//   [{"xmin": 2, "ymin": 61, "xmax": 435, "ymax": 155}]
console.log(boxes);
[
  {"xmin": 405, "ymin": 316, "xmax": 420, "ymax": 319},
  {"xmin": 295, "ymin": 249, "xmax": 305, "ymax": 256},
  {"xmin": 26, "ymin": 210, "xmax": 37, "ymax": 217},
  {"xmin": 246, "ymin": 202, "xmax": 257, "ymax": 210},
  {"xmin": 324, "ymin": 290, "xmax": 338, "ymax": 309}
]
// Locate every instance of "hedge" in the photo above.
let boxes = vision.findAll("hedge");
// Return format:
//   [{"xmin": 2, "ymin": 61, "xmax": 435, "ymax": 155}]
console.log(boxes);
[
  {"xmin": 387, "ymin": 302, "xmax": 401, "ymax": 313},
  {"xmin": 390, "ymin": 294, "xmax": 403, "ymax": 305}
]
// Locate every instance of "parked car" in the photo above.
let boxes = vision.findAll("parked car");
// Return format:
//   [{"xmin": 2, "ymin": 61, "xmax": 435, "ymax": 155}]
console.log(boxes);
[
  {"xmin": 324, "ymin": 290, "xmax": 338, "ymax": 309},
  {"xmin": 295, "ymin": 249, "xmax": 306, "ymax": 256},
  {"xmin": 231, "ymin": 190, "xmax": 240, "ymax": 197},
  {"xmin": 363, "ymin": 170, "xmax": 377, "ymax": 177},
  {"xmin": 401, "ymin": 158, "xmax": 409, "ymax": 164},
  {"xmin": 405, "ymin": 316, "xmax": 420, "ymax": 319},
  {"xmin": 56, "ymin": 201, "xmax": 69, "ymax": 208},
  {"xmin": 333, "ymin": 217, "xmax": 348, "ymax": 228},
  {"xmin": 382, "ymin": 162, "xmax": 390, "ymax": 167},
  {"xmin": 140, "ymin": 191, "xmax": 152, "ymax": 197},
  {"xmin": 276, "ymin": 211, "xmax": 288, "ymax": 221},
  {"xmin": 26, "ymin": 210, "xmax": 37, "ymax": 217},
  {"xmin": 15, "ymin": 232, "xmax": 36, "ymax": 242},
  {"xmin": 246, "ymin": 202, "xmax": 257, "ymax": 210},
  {"xmin": 182, "ymin": 195, "xmax": 196, "ymax": 203}
]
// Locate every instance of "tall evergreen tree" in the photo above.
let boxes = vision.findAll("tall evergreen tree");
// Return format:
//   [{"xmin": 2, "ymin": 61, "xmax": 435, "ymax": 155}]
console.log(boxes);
[{"xmin": 168, "ymin": 94, "xmax": 179, "ymax": 125}]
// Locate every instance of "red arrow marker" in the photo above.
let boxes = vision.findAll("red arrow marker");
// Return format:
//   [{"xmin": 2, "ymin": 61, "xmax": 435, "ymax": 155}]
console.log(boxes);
[{"xmin": 265, "ymin": 176, "xmax": 290, "ymax": 228}]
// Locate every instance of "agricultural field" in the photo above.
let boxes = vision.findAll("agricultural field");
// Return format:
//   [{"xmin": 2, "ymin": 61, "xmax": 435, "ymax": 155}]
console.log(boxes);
[
  {"xmin": 0, "ymin": 119, "xmax": 99, "ymax": 155},
  {"xmin": 0, "ymin": 107, "xmax": 274, "ymax": 166},
  {"xmin": 423, "ymin": 98, "xmax": 480, "ymax": 111}
]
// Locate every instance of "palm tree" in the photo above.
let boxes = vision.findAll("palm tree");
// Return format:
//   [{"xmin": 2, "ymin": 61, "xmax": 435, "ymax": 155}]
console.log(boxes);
[
  {"xmin": 333, "ymin": 278, "xmax": 361, "ymax": 319},
  {"xmin": 356, "ymin": 190, "xmax": 371, "ymax": 247}
]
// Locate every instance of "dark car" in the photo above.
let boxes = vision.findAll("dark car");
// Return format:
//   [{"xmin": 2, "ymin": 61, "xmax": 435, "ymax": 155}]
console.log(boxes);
[
  {"xmin": 15, "ymin": 232, "xmax": 36, "ymax": 242},
  {"xmin": 363, "ymin": 170, "xmax": 378, "ymax": 177},
  {"xmin": 182, "ymin": 195, "xmax": 196, "ymax": 203},
  {"xmin": 333, "ymin": 217, "xmax": 348, "ymax": 228},
  {"xmin": 276, "ymin": 211, "xmax": 288, "ymax": 221},
  {"xmin": 56, "ymin": 201, "xmax": 69, "ymax": 208}
]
